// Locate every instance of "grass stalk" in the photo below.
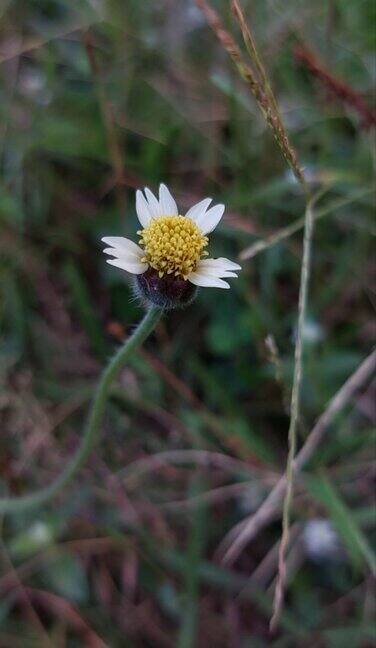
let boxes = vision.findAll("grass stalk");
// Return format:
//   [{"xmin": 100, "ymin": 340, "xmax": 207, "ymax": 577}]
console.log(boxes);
[
  {"xmin": 196, "ymin": 0, "xmax": 315, "ymax": 626},
  {"xmin": 270, "ymin": 200, "xmax": 314, "ymax": 629},
  {"xmin": 196, "ymin": 0, "xmax": 307, "ymax": 192},
  {"xmin": 231, "ymin": 0, "xmax": 284, "ymax": 134}
]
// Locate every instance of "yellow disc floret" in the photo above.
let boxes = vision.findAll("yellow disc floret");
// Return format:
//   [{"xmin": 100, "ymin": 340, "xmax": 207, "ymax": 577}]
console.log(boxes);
[{"xmin": 138, "ymin": 215, "xmax": 208, "ymax": 279}]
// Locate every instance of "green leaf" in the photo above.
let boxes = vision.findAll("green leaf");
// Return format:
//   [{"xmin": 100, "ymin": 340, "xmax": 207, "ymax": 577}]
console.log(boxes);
[
  {"xmin": 322, "ymin": 624, "xmax": 376, "ymax": 648},
  {"xmin": 177, "ymin": 475, "xmax": 207, "ymax": 648}
]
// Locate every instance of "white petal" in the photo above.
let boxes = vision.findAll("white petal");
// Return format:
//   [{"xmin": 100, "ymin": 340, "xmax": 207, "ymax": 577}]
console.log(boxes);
[
  {"xmin": 159, "ymin": 183, "xmax": 178, "ymax": 216},
  {"xmin": 144, "ymin": 187, "xmax": 162, "ymax": 217},
  {"xmin": 196, "ymin": 258, "xmax": 241, "ymax": 278},
  {"xmin": 201, "ymin": 257, "xmax": 241, "ymax": 271},
  {"xmin": 196, "ymin": 203, "xmax": 225, "ymax": 234},
  {"xmin": 185, "ymin": 198, "xmax": 212, "ymax": 223},
  {"xmin": 188, "ymin": 272, "xmax": 230, "ymax": 289},
  {"xmin": 136, "ymin": 190, "xmax": 153, "ymax": 227},
  {"xmin": 195, "ymin": 260, "xmax": 237, "ymax": 278},
  {"xmin": 101, "ymin": 237, "xmax": 144, "ymax": 257},
  {"xmin": 205, "ymin": 269, "xmax": 238, "ymax": 278},
  {"xmin": 103, "ymin": 248, "xmax": 143, "ymax": 263},
  {"xmin": 106, "ymin": 258, "xmax": 148, "ymax": 275}
]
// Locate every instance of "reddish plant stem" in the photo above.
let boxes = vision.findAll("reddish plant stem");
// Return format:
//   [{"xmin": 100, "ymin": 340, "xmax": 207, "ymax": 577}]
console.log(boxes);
[{"xmin": 294, "ymin": 44, "xmax": 376, "ymax": 129}]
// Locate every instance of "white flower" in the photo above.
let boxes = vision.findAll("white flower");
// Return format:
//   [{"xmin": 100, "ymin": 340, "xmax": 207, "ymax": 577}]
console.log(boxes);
[{"xmin": 102, "ymin": 183, "xmax": 241, "ymax": 290}]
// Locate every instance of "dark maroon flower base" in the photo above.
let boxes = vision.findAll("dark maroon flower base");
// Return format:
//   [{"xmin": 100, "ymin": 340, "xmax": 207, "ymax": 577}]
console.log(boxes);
[{"xmin": 135, "ymin": 268, "xmax": 198, "ymax": 310}]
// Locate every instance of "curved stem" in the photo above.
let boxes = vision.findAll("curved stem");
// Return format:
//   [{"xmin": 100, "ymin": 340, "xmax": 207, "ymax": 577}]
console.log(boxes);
[{"xmin": 0, "ymin": 306, "xmax": 162, "ymax": 515}]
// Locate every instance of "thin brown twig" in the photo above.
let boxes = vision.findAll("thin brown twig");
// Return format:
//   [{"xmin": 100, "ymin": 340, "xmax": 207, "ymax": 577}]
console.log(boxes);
[
  {"xmin": 217, "ymin": 349, "xmax": 376, "ymax": 566},
  {"xmin": 160, "ymin": 481, "xmax": 258, "ymax": 512},
  {"xmin": 241, "ymin": 523, "xmax": 301, "ymax": 592},
  {"xmin": 109, "ymin": 324, "xmax": 232, "ymax": 444},
  {"xmin": 0, "ymin": 537, "xmax": 53, "ymax": 648},
  {"xmin": 140, "ymin": 350, "xmax": 202, "ymax": 408},
  {"xmin": 0, "ymin": 21, "xmax": 98, "ymax": 64},
  {"xmin": 118, "ymin": 450, "xmax": 260, "ymax": 486},
  {"xmin": 25, "ymin": 587, "xmax": 108, "ymax": 648},
  {"xmin": 294, "ymin": 43, "xmax": 376, "ymax": 130},
  {"xmin": 83, "ymin": 31, "xmax": 127, "ymax": 216},
  {"xmin": 139, "ymin": 350, "xmax": 265, "ymax": 462},
  {"xmin": 0, "ymin": 538, "xmax": 116, "ymax": 597}
]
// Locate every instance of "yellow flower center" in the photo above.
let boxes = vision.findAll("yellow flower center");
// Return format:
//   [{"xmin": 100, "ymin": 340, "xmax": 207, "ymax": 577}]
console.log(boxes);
[{"xmin": 138, "ymin": 215, "xmax": 208, "ymax": 279}]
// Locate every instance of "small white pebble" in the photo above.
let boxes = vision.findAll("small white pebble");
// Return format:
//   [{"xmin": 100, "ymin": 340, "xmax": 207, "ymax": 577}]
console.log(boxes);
[
  {"xmin": 28, "ymin": 522, "xmax": 52, "ymax": 545},
  {"xmin": 303, "ymin": 519, "xmax": 340, "ymax": 560}
]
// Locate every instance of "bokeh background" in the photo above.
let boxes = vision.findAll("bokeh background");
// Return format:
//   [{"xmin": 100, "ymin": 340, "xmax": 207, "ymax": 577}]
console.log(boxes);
[{"xmin": 0, "ymin": 1, "xmax": 375, "ymax": 646}]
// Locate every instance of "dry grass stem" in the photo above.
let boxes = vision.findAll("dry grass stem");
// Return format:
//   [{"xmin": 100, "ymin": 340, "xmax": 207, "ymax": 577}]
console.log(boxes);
[
  {"xmin": 295, "ymin": 43, "xmax": 376, "ymax": 129},
  {"xmin": 270, "ymin": 200, "xmax": 314, "ymax": 630},
  {"xmin": 119, "ymin": 450, "xmax": 258, "ymax": 486},
  {"xmin": 245, "ymin": 523, "xmax": 301, "ymax": 592},
  {"xmin": 0, "ymin": 537, "xmax": 53, "ymax": 648},
  {"xmin": 196, "ymin": 0, "xmax": 307, "ymax": 191},
  {"xmin": 265, "ymin": 334, "xmax": 290, "ymax": 414},
  {"xmin": 217, "ymin": 348, "xmax": 376, "ymax": 565},
  {"xmin": 239, "ymin": 187, "xmax": 375, "ymax": 261},
  {"xmin": 160, "ymin": 481, "xmax": 254, "ymax": 512},
  {"xmin": 195, "ymin": 1, "xmax": 314, "ymax": 625},
  {"xmin": 231, "ymin": 0, "xmax": 282, "ymax": 128}
]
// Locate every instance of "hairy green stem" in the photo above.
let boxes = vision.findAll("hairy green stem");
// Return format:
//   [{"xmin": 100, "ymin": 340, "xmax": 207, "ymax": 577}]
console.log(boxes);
[{"xmin": 0, "ymin": 306, "xmax": 162, "ymax": 515}]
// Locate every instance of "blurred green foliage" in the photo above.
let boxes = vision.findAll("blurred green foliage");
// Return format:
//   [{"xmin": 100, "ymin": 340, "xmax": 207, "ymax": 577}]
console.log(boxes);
[{"xmin": 0, "ymin": 0, "xmax": 375, "ymax": 645}]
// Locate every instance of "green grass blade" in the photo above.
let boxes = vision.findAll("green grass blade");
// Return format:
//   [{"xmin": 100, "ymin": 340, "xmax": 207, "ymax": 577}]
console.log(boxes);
[
  {"xmin": 177, "ymin": 475, "xmax": 207, "ymax": 648},
  {"xmin": 64, "ymin": 259, "xmax": 108, "ymax": 360}
]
